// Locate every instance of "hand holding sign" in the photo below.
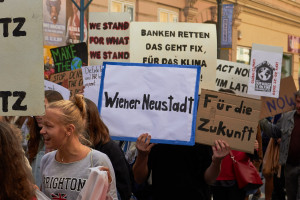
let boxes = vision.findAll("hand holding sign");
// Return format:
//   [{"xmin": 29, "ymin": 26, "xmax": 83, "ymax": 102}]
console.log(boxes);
[
  {"xmin": 136, "ymin": 133, "xmax": 155, "ymax": 157},
  {"xmin": 212, "ymin": 140, "xmax": 230, "ymax": 162}
]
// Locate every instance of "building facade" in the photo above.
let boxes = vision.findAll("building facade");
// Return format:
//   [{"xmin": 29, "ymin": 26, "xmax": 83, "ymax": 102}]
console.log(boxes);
[{"xmin": 90, "ymin": 0, "xmax": 300, "ymax": 88}]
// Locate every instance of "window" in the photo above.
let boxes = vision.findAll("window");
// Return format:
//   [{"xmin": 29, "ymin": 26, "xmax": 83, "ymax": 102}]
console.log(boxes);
[
  {"xmin": 237, "ymin": 46, "xmax": 292, "ymax": 79},
  {"xmin": 281, "ymin": 54, "xmax": 292, "ymax": 78},
  {"xmin": 110, "ymin": 0, "xmax": 134, "ymax": 21},
  {"xmin": 158, "ymin": 9, "xmax": 178, "ymax": 22},
  {"xmin": 236, "ymin": 46, "xmax": 251, "ymax": 64}
]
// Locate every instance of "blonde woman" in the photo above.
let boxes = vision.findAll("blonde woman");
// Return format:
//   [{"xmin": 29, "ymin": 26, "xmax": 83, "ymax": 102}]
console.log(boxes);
[{"xmin": 40, "ymin": 94, "xmax": 117, "ymax": 199}]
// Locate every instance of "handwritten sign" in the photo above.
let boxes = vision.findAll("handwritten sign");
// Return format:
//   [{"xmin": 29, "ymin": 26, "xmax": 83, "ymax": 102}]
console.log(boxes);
[
  {"xmin": 50, "ymin": 42, "xmax": 88, "ymax": 73},
  {"xmin": 50, "ymin": 68, "xmax": 83, "ymax": 97},
  {"xmin": 0, "ymin": 0, "xmax": 44, "ymax": 115},
  {"xmin": 260, "ymin": 76, "xmax": 297, "ymax": 119},
  {"xmin": 44, "ymin": 80, "xmax": 70, "ymax": 100},
  {"xmin": 130, "ymin": 22, "xmax": 217, "ymax": 92},
  {"xmin": 248, "ymin": 44, "xmax": 283, "ymax": 98},
  {"xmin": 89, "ymin": 12, "xmax": 130, "ymax": 66},
  {"xmin": 195, "ymin": 89, "xmax": 261, "ymax": 153},
  {"xmin": 99, "ymin": 62, "xmax": 200, "ymax": 145},
  {"xmin": 82, "ymin": 66, "xmax": 102, "ymax": 106}
]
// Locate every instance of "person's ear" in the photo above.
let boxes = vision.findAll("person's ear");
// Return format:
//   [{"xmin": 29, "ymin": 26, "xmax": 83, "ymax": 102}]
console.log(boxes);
[{"xmin": 66, "ymin": 124, "xmax": 75, "ymax": 136}]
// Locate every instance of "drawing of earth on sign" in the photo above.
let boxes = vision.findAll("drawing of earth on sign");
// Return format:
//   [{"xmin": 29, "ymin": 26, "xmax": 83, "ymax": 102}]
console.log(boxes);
[
  {"xmin": 255, "ymin": 61, "xmax": 274, "ymax": 92},
  {"xmin": 71, "ymin": 57, "xmax": 82, "ymax": 70}
]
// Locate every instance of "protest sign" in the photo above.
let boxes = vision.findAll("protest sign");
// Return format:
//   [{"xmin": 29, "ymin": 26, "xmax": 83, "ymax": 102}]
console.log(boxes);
[
  {"xmin": 0, "ymin": 0, "xmax": 44, "ymax": 116},
  {"xmin": 82, "ymin": 66, "xmax": 102, "ymax": 106},
  {"xmin": 130, "ymin": 22, "xmax": 216, "ymax": 92},
  {"xmin": 50, "ymin": 42, "xmax": 88, "ymax": 73},
  {"xmin": 99, "ymin": 62, "xmax": 200, "ymax": 145},
  {"xmin": 260, "ymin": 76, "xmax": 297, "ymax": 119},
  {"xmin": 216, "ymin": 59, "xmax": 259, "ymax": 99},
  {"xmin": 50, "ymin": 68, "xmax": 83, "ymax": 97},
  {"xmin": 195, "ymin": 89, "xmax": 261, "ymax": 153},
  {"xmin": 89, "ymin": 12, "xmax": 130, "ymax": 66},
  {"xmin": 44, "ymin": 80, "xmax": 70, "ymax": 100},
  {"xmin": 43, "ymin": 0, "xmax": 66, "ymax": 46},
  {"xmin": 248, "ymin": 44, "xmax": 283, "ymax": 98}
]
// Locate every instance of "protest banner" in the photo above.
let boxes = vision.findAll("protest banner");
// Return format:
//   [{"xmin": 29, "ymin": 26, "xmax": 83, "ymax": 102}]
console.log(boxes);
[
  {"xmin": 0, "ymin": 0, "xmax": 44, "ymax": 116},
  {"xmin": 89, "ymin": 12, "xmax": 130, "ymax": 66},
  {"xmin": 130, "ymin": 22, "xmax": 216, "ymax": 92},
  {"xmin": 50, "ymin": 68, "xmax": 83, "ymax": 97},
  {"xmin": 216, "ymin": 59, "xmax": 259, "ymax": 99},
  {"xmin": 195, "ymin": 89, "xmax": 261, "ymax": 153},
  {"xmin": 260, "ymin": 76, "xmax": 297, "ymax": 119},
  {"xmin": 44, "ymin": 80, "xmax": 70, "ymax": 100},
  {"xmin": 99, "ymin": 62, "xmax": 200, "ymax": 145},
  {"xmin": 248, "ymin": 44, "xmax": 283, "ymax": 98},
  {"xmin": 43, "ymin": 0, "xmax": 66, "ymax": 46},
  {"xmin": 82, "ymin": 66, "xmax": 102, "ymax": 106},
  {"xmin": 50, "ymin": 42, "xmax": 88, "ymax": 73},
  {"xmin": 221, "ymin": 4, "xmax": 234, "ymax": 48}
]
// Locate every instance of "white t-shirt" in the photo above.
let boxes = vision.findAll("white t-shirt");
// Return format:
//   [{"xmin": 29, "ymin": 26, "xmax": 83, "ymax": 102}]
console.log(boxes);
[{"xmin": 40, "ymin": 149, "xmax": 117, "ymax": 200}]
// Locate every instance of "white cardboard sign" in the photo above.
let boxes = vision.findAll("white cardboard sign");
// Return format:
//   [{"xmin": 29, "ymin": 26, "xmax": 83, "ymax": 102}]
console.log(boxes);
[
  {"xmin": 130, "ymin": 22, "xmax": 216, "ymax": 93},
  {"xmin": 89, "ymin": 12, "xmax": 130, "ymax": 66},
  {"xmin": 82, "ymin": 66, "xmax": 102, "ymax": 106},
  {"xmin": 98, "ymin": 62, "xmax": 200, "ymax": 145},
  {"xmin": 216, "ymin": 59, "xmax": 259, "ymax": 99},
  {"xmin": 0, "ymin": 0, "xmax": 44, "ymax": 115},
  {"xmin": 44, "ymin": 80, "xmax": 70, "ymax": 100},
  {"xmin": 248, "ymin": 44, "xmax": 283, "ymax": 98}
]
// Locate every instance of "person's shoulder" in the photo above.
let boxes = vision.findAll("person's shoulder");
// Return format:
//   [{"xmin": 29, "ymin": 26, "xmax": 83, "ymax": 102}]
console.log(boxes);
[
  {"xmin": 41, "ymin": 150, "xmax": 56, "ymax": 164},
  {"xmin": 95, "ymin": 140, "xmax": 122, "ymax": 155}
]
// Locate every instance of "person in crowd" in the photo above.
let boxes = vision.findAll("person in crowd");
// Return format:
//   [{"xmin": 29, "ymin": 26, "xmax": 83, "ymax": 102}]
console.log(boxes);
[
  {"xmin": 260, "ymin": 89, "xmax": 300, "ymax": 200},
  {"xmin": 40, "ymin": 94, "xmax": 117, "ymax": 199},
  {"xmin": 0, "ymin": 121, "xmax": 37, "ymax": 200},
  {"xmin": 27, "ymin": 90, "xmax": 63, "ymax": 187},
  {"xmin": 85, "ymin": 98, "xmax": 133, "ymax": 200},
  {"xmin": 211, "ymin": 139, "xmax": 259, "ymax": 200},
  {"xmin": 133, "ymin": 133, "xmax": 230, "ymax": 200}
]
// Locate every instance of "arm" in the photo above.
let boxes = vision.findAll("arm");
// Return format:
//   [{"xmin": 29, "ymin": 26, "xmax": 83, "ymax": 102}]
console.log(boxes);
[
  {"xmin": 259, "ymin": 118, "xmax": 282, "ymax": 139},
  {"xmin": 132, "ymin": 133, "xmax": 155, "ymax": 184},
  {"xmin": 204, "ymin": 140, "xmax": 230, "ymax": 185}
]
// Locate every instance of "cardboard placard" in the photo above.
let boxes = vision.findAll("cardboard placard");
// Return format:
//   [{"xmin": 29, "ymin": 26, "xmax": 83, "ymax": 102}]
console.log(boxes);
[
  {"xmin": 99, "ymin": 62, "xmax": 200, "ymax": 145},
  {"xmin": 50, "ymin": 68, "xmax": 83, "ymax": 97},
  {"xmin": 216, "ymin": 59, "xmax": 258, "ymax": 99},
  {"xmin": 0, "ymin": 0, "xmax": 44, "ymax": 116},
  {"xmin": 130, "ymin": 22, "xmax": 217, "ymax": 92},
  {"xmin": 89, "ymin": 12, "xmax": 130, "ymax": 66},
  {"xmin": 44, "ymin": 80, "xmax": 70, "ymax": 100},
  {"xmin": 260, "ymin": 76, "xmax": 297, "ymax": 119},
  {"xmin": 248, "ymin": 44, "xmax": 283, "ymax": 98},
  {"xmin": 195, "ymin": 89, "xmax": 261, "ymax": 153},
  {"xmin": 50, "ymin": 42, "xmax": 88, "ymax": 73},
  {"xmin": 82, "ymin": 66, "xmax": 102, "ymax": 106}
]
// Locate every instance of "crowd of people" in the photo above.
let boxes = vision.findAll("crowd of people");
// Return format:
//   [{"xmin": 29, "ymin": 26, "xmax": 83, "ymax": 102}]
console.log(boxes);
[{"xmin": 0, "ymin": 89, "xmax": 299, "ymax": 200}]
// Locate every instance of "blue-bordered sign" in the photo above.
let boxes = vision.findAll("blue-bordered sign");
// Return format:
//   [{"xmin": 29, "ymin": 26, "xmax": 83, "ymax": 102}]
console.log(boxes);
[{"xmin": 98, "ymin": 62, "xmax": 201, "ymax": 146}]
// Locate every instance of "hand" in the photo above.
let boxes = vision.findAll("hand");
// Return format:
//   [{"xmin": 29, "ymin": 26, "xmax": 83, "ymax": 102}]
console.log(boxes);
[
  {"xmin": 212, "ymin": 140, "xmax": 230, "ymax": 162},
  {"xmin": 276, "ymin": 138, "xmax": 281, "ymax": 144},
  {"xmin": 100, "ymin": 166, "xmax": 112, "ymax": 184},
  {"xmin": 136, "ymin": 133, "xmax": 155, "ymax": 157}
]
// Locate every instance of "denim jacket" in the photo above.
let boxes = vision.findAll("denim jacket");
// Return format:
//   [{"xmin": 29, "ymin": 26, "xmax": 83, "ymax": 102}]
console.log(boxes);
[{"xmin": 260, "ymin": 110, "xmax": 296, "ymax": 165}]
